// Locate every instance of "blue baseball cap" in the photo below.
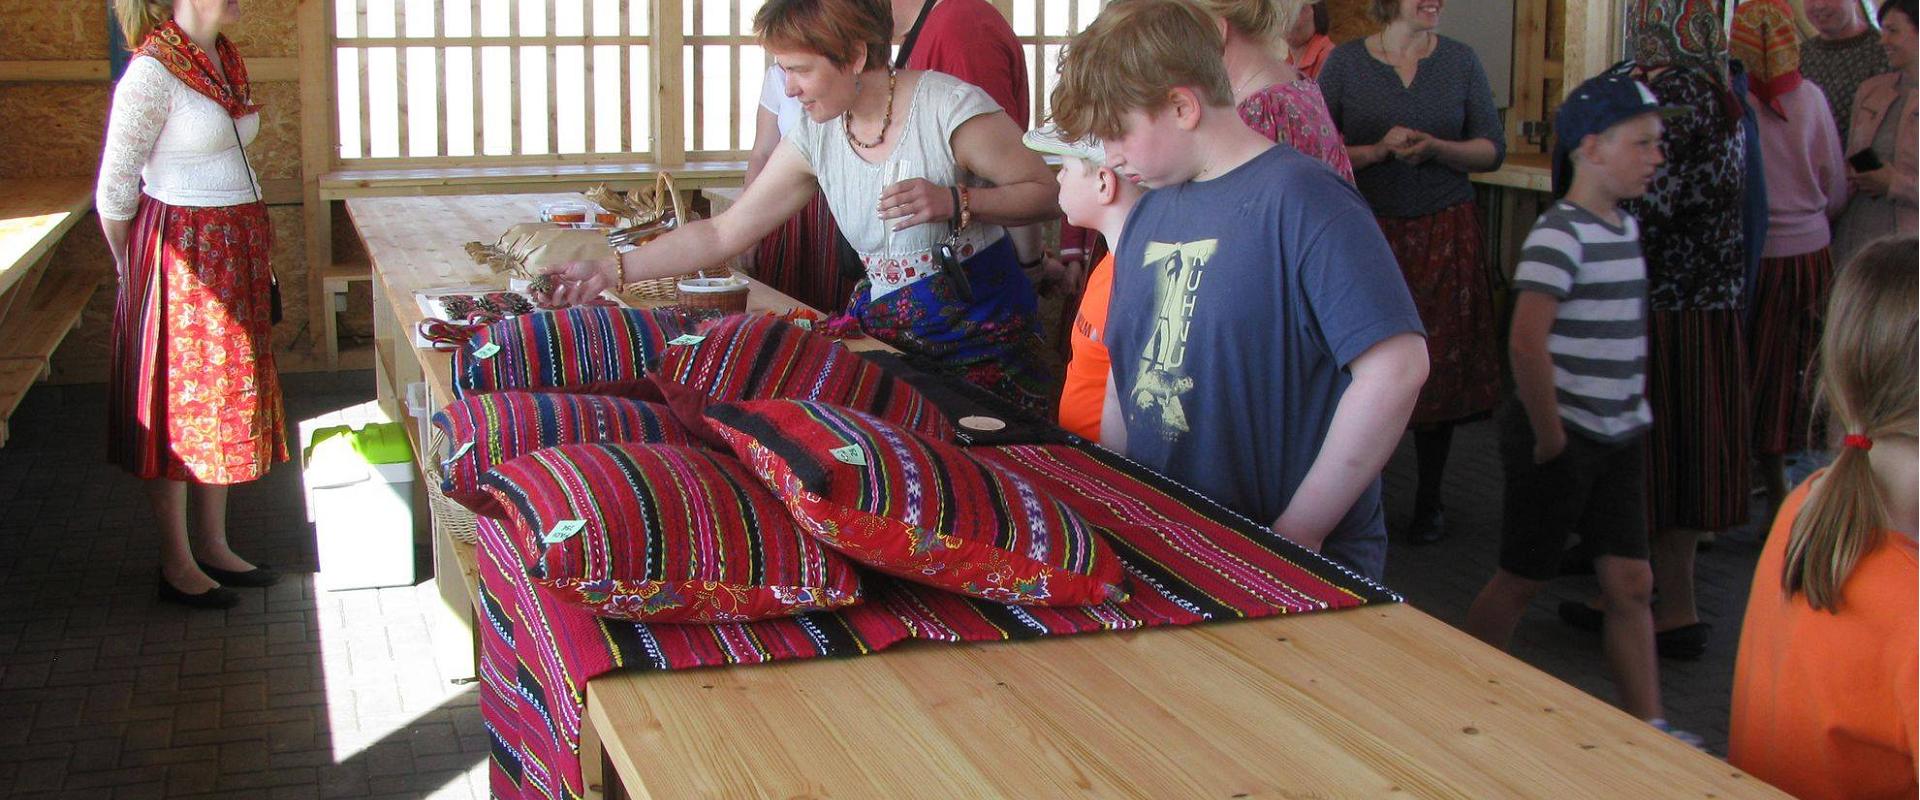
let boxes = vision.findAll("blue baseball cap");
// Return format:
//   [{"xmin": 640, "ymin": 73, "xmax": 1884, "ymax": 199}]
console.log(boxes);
[{"xmin": 1551, "ymin": 74, "xmax": 1683, "ymax": 196}]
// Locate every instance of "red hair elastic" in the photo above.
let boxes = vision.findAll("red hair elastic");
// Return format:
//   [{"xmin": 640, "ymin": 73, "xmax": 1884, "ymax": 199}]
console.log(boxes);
[{"xmin": 1842, "ymin": 434, "xmax": 1873, "ymax": 451}]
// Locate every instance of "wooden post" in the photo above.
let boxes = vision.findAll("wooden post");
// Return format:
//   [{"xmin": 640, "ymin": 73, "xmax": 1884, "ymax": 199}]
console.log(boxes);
[
  {"xmin": 1562, "ymin": 0, "xmax": 1617, "ymax": 95},
  {"xmin": 1509, "ymin": 0, "xmax": 1548, "ymax": 153},
  {"xmin": 653, "ymin": 0, "xmax": 687, "ymax": 165},
  {"xmin": 300, "ymin": 0, "xmax": 339, "ymax": 365}
]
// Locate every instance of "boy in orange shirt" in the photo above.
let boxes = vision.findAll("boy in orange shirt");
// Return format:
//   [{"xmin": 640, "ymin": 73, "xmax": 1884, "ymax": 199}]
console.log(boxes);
[{"xmin": 1022, "ymin": 127, "xmax": 1143, "ymax": 440}]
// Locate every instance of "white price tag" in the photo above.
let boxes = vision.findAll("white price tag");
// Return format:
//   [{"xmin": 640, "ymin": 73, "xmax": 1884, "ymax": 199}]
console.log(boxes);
[
  {"xmin": 828, "ymin": 445, "xmax": 867, "ymax": 466},
  {"xmin": 542, "ymin": 519, "xmax": 587, "ymax": 544},
  {"xmin": 471, "ymin": 342, "xmax": 502, "ymax": 359},
  {"xmin": 667, "ymin": 334, "xmax": 707, "ymax": 346},
  {"xmin": 442, "ymin": 440, "xmax": 476, "ymax": 464}
]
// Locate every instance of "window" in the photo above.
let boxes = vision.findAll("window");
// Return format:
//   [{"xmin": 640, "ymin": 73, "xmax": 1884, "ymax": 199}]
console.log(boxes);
[{"xmin": 331, "ymin": 0, "xmax": 1092, "ymax": 166}]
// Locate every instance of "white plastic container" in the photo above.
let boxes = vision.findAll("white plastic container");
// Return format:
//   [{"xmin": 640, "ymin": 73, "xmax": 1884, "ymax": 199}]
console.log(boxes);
[{"xmin": 304, "ymin": 418, "xmax": 418, "ymax": 591}]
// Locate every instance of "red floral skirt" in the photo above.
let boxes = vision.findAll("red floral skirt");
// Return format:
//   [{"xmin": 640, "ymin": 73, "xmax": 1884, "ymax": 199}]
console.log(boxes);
[
  {"xmin": 108, "ymin": 197, "xmax": 288, "ymax": 483},
  {"xmin": 1377, "ymin": 202, "xmax": 1499, "ymax": 426},
  {"xmin": 1748, "ymin": 248, "xmax": 1833, "ymax": 455}
]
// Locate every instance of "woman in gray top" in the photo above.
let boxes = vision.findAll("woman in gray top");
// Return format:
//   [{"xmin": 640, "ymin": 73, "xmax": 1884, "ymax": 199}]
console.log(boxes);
[{"xmin": 1318, "ymin": 0, "xmax": 1505, "ymax": 545}]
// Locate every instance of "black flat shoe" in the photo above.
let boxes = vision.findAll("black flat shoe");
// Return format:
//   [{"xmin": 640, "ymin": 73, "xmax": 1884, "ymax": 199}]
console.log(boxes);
[
  {"xmin": 1408, "ymin": 510, "xmax": 1447, "ymax": 545},
  {"xmin": 1556, "ymin": 601, "xmax": 1710, "ymax": 660},
  {"xmin": 195, "ymin": 560, "xmax": 280, "ymax": 588},
  {"xmin": 158, "ymin": 578, "xmax": 241, "ymax": 610}
]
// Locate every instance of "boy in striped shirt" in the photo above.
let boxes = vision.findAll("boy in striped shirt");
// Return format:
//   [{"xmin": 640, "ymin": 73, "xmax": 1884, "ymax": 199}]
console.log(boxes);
[{"xmin": 1464, "ymin": 74, "xmax": 1691, "ymax": 738}]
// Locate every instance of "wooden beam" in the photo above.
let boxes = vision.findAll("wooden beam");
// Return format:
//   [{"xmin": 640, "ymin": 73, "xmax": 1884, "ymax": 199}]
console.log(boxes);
[
  {"xmin": 299, "ymin": 0, "xmax": 339, "ymax": 366},
  {"xmin": 0, "ymin": 57, "xmax": 297, "ymax": 82},
  {"xmin": 652, "ymin": 0, "xmax": 687, "ymax": 166},
  {"xmin": 1562, "ymin": 0, "xmax": 1617, "ymax": 96}
]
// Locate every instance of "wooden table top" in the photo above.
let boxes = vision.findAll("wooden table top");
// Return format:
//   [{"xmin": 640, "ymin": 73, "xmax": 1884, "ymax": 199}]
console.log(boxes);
[
  {"xmin": 351, "ymin": 190, "xmax": 1775, "ymax": 800},
  {"xmin": 0, "ymin": 177, "xmax": 94, "ymax": 298},
  {"xmin": 588, "ymin": 601, "xmax": 1781, "ymax": 799},
  {"xmin": 345, "ymin": 192, "xmax": 870, "ymax": 406}
]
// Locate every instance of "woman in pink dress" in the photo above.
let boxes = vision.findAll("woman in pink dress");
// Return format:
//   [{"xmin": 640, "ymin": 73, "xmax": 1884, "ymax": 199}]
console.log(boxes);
[{"xmin": 1193, "ymin": 0, "xmax": 1356, "ymax": 182}]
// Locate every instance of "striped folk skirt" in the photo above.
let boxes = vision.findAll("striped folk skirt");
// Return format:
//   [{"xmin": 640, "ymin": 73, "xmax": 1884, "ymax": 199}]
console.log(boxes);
[
  {"xmin": 108, "ymin": 197, "xmax": 288, "ymax": 484},
  {"xmin": 1376, "ymin": 201, "xmax": 1500, "ymax": 426},
  {"xmin": 751, "ymin": 189, "xmax": 863, "ymax": 315},
  {"xmin": 1645, "ymin": 308, "xmax": 1750, "ymax": 531},
  {"xmin": 1748, "ymin": 248, "xmax": 1834, "ymax": 455}
]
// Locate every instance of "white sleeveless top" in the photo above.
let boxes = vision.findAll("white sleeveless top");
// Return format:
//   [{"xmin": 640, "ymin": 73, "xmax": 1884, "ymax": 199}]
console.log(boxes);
[
  {"xmin": 787, "ymin": 71, "xmax": 1006, "ymax": 299},
  {"xmin": 96, "ymin": 56, "xmax": 262, "ymax": 221}
]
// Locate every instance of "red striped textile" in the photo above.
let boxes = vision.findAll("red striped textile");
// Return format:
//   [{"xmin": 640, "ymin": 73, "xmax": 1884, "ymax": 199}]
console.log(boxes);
[
  {"xmin": 482, "ymin": 443, "xmax": 865, "ymax": 622},
  {"xmin": 108, "ymin": 196, "xmax": 287, "ymax": 483},
  {"xmin": 707, "ymin": 400, "xmax": 1130, "ymax": 606},
  {"xmin": 479, "ymin": 440, "xmax": 1396, "ymax": 800},
  {"xmin": 433, "ymin": 391, "xmax": 702, "ymax": 517},
  {"xmin": 454, "ymin": 307, "xmax": 681, "ymax": 398},
  {"xmin": 1646, "ymin": 308, "xmax": 1751, "ymax": 530},
  {"xmin": 750, "ymin": 189, "xmax": 862, "ymax": 314},
  {"xmin": 657, "ymin": 314, "xmax": 954, "ymax": 441},
  {"xmin": 1747, "ymin": 248, "xmax": 1833, "ymax": 455}
]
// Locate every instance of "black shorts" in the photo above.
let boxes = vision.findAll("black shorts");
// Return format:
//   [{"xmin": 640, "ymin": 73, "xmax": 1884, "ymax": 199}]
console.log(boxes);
[{"xmin": 1498, "ymin": 402, "xmax": 1650, "ymax": 581}]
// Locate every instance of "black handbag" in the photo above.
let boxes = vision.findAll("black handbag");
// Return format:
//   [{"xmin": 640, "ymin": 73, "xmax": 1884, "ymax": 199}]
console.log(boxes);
[{"xmin": 228, "ymin": 115, "xmax": 282, "ymax": 324}]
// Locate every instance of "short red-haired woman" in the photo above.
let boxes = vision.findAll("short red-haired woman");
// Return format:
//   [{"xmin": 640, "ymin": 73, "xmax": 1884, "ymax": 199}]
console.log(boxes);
[{"xmin": 542, "ymin": 0, "xmax": 1061, "ymax": 411}]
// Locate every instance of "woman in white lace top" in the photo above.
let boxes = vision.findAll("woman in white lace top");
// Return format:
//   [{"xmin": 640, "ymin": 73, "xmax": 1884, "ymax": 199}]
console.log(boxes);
[{"xmin": 98, "ymin": 0, "xmax": 286, "ymax": 610}]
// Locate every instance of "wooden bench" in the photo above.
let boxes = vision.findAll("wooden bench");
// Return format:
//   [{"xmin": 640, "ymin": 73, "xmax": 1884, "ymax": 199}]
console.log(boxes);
[
  {"xmin": 307, "ymin": 160, "xmax": 748, "ymax": 368},
  {"xmin": 0, "ymin": 177, "xmax": 105, "ymax": 447}
]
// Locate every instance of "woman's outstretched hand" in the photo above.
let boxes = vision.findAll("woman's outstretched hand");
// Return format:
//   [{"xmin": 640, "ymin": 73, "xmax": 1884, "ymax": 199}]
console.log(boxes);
[{"xmin": 534, "ymin": 259, "xmax": 619, "ymax": 308}]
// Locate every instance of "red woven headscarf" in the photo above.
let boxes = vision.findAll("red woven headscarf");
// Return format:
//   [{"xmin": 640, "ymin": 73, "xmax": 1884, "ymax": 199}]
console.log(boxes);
[
  {"xmin": 1730, "ymin": 0, "xmax": 1802, "ymax": 118},
  {"xmin": 134, "ymin": 19, "xmax": 261, "ymax": 119}
]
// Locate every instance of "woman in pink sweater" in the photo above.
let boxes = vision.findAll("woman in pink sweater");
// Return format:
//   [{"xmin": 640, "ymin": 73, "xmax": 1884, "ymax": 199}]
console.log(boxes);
[{"xmin": 1732, "ymin": 0, "xmax": 1849, "ymax": 516}]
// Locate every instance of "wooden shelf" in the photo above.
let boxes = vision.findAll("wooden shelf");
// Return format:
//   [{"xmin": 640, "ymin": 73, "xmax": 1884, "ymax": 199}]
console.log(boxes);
[
  {"xmin": 0, "ymin": 358, "xmax": 46, "ymax": 447},
  {"xmin": 318, "ymin": 159, "xmax": 748, "ymax": 199},
  {"xmin": 321, "ymin": 261, "xmax": 373, "ymax": 294},
  {"xmin": 0, "ymin": 269, "xmax": 106, "ymax": 363}
]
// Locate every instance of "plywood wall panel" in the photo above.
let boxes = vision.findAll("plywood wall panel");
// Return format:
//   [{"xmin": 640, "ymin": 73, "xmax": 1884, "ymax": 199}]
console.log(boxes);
[
  {"xmin": 231, "ymin": 0, "xmax": 301, "ymax": 59},
  {"xmin": 1328, "ymin": 0, "xmax": 1380, "ymax": 43},
  {"xmin": 0, "ymin": 2, "xmax": 107, "ymax": 60},
  {"xmin": 251, "ymin": 82, "xmax": 304, "ymax": 181},
  {"xmin": 0, "ymin": 84, "xmax": 111, "ymax": 179}
]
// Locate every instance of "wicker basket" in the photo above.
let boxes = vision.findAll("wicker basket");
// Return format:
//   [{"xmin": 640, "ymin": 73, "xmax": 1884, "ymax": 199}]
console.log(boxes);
[
  {"xmin": 613, "ymin": 172, "xmax": 732, "ymax": 305},
  {"xmin": 423, "ymin": 429, "xmax": 480, "ymax": 544}
]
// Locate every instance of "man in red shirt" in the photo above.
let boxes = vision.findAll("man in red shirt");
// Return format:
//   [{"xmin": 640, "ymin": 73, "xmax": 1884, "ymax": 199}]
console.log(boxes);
[{"xmin": 892, "ymin": 0, "xmax": 1030, "ymax": 127}]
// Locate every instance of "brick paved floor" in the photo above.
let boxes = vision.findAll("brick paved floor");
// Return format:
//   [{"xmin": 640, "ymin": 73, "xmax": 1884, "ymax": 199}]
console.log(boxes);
[
  {"xmin": 0, "ymin": 372, "xmax": 488, "ymax": 799},
  {"xmin": 0, "ymin": 373, "xmax": 1766, "ymax": 798}
]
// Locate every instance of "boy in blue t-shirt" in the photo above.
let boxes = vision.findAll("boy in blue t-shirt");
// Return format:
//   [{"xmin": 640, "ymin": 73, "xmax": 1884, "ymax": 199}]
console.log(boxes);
[
  {"xmin": 1462, "ymin": 74, "xmax": 1694, "ymax": 741},
  {"xmin": 1048, "ymin": 0, "xmax": 1428, "ymax": 580}
]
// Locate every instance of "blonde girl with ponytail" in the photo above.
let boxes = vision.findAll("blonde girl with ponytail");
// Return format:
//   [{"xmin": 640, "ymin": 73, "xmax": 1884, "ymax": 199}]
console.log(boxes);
[{"xmin": 1728, "ymin": 234, "xmax": 1917, "ymax": 800}]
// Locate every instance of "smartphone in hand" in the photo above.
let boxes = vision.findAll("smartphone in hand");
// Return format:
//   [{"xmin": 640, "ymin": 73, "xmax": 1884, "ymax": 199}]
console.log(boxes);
[{"xmin": 1848, "ymin": 148, "xmax": 1885, "ymax": 173}]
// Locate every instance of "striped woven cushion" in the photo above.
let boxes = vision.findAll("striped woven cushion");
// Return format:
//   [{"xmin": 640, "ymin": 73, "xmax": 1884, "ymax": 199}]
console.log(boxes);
[
  {"xmin": 657, "ymin": 314, "xmax": 953, "ymax": 441},
  {"xmin": 481, "ymin": 443, "xmax": 864, "ymax": 623},
  {"xmin": 706, "ymin": 399, "xmax": 1129, "ymax": 607},
  {"xmin": 454, "ymin": 307, "xmax": 678, "ymax": 398},
  {"xmin": 433, "ymin": 391, "xmax": 703, "ymax": 517}
]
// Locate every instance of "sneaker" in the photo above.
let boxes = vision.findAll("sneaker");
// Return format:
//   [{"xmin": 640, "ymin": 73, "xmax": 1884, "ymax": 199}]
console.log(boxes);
[{"xmin": 1650, "ymin": 719, "xmax": 1707, "ymax": 750}]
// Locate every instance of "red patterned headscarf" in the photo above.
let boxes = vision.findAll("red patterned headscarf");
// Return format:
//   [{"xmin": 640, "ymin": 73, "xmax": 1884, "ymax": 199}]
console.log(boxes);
[
  {"xmin": 1629, "ymin": 0, "xmax": 1729, "ymax": 81},
  {"xmin": 134, "ymin": 20, "xmax": 261, "ymax": 119},
  {"xmin": 1730, "ymin": 0, "xmax": 1802, "ymax": 118}
]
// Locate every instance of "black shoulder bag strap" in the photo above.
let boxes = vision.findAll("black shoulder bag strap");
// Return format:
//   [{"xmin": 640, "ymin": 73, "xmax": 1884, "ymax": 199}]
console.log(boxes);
[
  {"xmin": 893, "ymin": 0, "xmax": 937, "ymax": 70},
  {"xmin": 227, "ymin": 113, "xmax": 282, "ymax": 325}
]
